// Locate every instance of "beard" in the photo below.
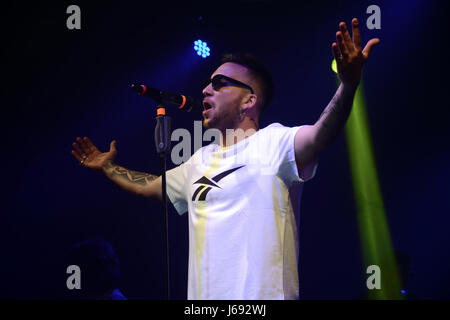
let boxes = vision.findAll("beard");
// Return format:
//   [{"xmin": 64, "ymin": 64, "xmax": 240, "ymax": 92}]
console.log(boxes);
[{"xmin": 202, "ymin": 108, "xmax": 238, "ymax": 132}]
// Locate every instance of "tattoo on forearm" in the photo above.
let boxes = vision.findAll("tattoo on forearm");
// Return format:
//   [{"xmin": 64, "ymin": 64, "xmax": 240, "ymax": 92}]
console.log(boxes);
[
  {"xmin": 320, "ymin": 92, "xmax": 350, "ymax": 124},
  {"xmin": 104, "ymin": 162, "xmax": 157, "ymax": 186},
  {"xmin": 316, "ymin": 84, "xmax": 356, "ymax": 146}
]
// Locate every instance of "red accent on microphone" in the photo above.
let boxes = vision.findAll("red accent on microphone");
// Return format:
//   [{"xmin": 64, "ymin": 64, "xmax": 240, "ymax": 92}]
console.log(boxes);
[
  {"xmin": 140, "ymin": 85, "xmax": 147, "ymax": 96},
  {"xmin": 179, "ymin": 95, "xmax": 186, "ymax": 109}
]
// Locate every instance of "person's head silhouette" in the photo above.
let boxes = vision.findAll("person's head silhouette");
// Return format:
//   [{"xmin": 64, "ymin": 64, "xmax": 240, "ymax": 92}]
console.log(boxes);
[{"xmin": 66, "ymin": 237, "xmax": 126, "ymax": 300}]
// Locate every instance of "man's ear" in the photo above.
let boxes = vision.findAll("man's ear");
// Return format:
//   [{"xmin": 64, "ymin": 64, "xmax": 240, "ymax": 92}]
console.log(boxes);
[{"xmin": 241, "ymin": 93, "xmax": 258, "ymax": 114}]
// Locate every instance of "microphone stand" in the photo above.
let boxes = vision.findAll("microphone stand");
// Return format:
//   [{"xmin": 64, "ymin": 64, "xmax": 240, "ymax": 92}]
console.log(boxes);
[{"xmin": 154, "ymin": 106, "xmax": 171, "ymax": 300}]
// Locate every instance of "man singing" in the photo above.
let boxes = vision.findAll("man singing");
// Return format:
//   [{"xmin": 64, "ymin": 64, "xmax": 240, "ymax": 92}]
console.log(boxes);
[{"xmin": 71, "ymin": 18, "xmax": 379, "ymax": 299}]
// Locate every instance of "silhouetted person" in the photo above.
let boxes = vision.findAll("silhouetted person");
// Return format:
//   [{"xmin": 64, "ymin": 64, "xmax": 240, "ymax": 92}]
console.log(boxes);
[{"xmin": 66, "ymin": 237, "xmax": 126, "ymax": 300}]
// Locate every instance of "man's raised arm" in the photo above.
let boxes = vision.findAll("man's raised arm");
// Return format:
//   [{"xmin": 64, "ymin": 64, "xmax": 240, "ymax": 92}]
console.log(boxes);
[
  {"xmin": 71, "ymin": 137, "xmax": 162, "ymax": 201},
  {"xmin": 294, "ymin": 18, "xmax": 380, "ymax": 171}
]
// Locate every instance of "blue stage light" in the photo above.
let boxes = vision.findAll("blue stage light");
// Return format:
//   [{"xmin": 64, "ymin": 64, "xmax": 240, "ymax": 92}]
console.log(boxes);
[{"xmin": 193, "ymin": 40, "xmax": 210, "ymax": 59}]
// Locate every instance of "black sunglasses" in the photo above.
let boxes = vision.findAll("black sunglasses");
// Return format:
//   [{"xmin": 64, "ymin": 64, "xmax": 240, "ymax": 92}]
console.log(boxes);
[{"xmin": 205, "ymin": 74, "xmax": 254, "ymax": 94}]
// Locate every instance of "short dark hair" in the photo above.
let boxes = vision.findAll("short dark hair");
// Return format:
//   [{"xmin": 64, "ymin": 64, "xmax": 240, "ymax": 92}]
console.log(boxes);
[{"xmin": 221, "ymin": 53, "xmax": 274, "ymax": 113}]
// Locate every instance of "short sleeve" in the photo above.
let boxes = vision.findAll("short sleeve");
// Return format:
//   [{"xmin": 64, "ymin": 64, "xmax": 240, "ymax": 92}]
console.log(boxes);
[
  {"xmin": 295, "ymin": 126, "xmax": 319, "ymax": 183},
  {"xmin": 166, "ymin": 163, "xmax": 188, "ymax": 215},
  {"xmin": 263, "ymin": 124, "xmax": 318, "ymax": 186}
]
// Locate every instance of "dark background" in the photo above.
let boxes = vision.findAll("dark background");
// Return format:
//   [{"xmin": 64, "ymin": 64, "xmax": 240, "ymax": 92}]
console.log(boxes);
[{"xmin": 1, "ymin": 0, "xmax": 449, "ymax": 299}]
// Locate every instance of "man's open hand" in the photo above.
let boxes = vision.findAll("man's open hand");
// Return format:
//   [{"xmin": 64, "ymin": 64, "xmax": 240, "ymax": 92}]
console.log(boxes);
[
  {"xmin": 332, "ymin": 18, "xmax": 380, "ymax": 88},
  {"xmin": 71, "ymin": 137, "xmax": 117, "ymax": 172}
]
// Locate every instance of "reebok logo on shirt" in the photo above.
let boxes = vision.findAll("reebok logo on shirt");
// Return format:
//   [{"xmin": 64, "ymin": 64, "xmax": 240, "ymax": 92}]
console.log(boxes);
[{"xmin": 191, "ymin": 165, "xmax": 245, "ymax": 201}]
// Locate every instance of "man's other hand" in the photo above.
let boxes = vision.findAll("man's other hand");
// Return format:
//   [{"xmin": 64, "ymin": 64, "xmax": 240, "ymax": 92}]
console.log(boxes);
[
  {"xmin": 332, "ymin": 18, "xmax": 380, "ymax": 88},
  {"xmin": 71, "ymin": 137, "xmax": 117, "ymax": 172}
]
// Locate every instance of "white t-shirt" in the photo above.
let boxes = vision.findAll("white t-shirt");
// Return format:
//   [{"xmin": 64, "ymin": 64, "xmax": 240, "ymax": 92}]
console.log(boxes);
[{"xmin": 166, "ymin": 123, "xmax": 318, "ymax": 300}]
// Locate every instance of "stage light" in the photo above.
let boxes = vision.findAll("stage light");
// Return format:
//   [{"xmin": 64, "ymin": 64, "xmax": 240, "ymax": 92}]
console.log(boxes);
[
  {"xmin": 332, "ymin": 72, "xmax": 403, "ymax": 299},
  {"xmin": 331, "ymin": 59, "xmax": 338, "ymax": 74},
  {"xmin": 194, "ymin": 40, "xmax": 210, "ymax": 59}
]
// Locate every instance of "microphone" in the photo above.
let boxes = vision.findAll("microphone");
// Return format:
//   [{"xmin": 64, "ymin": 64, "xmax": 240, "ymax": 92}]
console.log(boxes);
[{"xmin": 130, "ymin": 84, "xmax": 203, "ymax": 112}]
